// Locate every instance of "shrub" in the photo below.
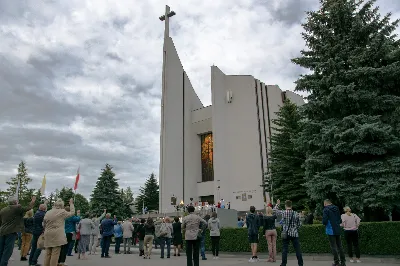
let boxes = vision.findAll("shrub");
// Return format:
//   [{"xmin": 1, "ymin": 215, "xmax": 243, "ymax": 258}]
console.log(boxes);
[{"xmin": 201, "ymin": 222, "xmax": 400, "ymax": 255}]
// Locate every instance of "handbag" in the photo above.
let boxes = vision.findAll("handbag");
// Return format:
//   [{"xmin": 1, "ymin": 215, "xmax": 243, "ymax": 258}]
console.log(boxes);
[
  {"xmin": 281, "ymin": 211, "xmax": 294, "ymax": 240},
  {"xmin": 37, "ymin": 234, "xmax": 45, "ymax": 249}
]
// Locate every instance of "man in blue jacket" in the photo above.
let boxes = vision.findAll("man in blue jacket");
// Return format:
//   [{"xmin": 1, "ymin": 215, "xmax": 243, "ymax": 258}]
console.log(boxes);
[
  {"xmin": 100, "ymin": 214, "xmax": 117, "ymax": 258},
  {"xmin": 323, "ymin": 199, "xmax": 346, "ymax": 266},
  {"xmin": 28, "ymin": 204, "xmax": 47, "ymax": 266}
]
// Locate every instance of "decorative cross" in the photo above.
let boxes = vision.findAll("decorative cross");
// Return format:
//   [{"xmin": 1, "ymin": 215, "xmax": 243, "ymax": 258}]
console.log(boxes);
[{"xmin": 159, "ymin": 5, "xmax": 176, "ymax": 39}]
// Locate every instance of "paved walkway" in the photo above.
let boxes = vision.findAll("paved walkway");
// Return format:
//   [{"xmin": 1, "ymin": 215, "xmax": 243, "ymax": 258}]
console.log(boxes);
[{"xmin": 8, "ymin": 248, "xmax": 399, "ymax": 266}]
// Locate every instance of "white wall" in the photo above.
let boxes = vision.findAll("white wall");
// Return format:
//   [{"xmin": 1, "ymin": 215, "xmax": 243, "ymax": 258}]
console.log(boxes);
[
  {"xmin": 159, "ymin": 37, "xmax": 204, "ymax": 213},
  {"xmin": 211, "ymin": 66, "xmax": 265, "ymax": 211},
  {"xmin": 184, "ymin": 72, "xmax": 203, "ymax": 205}
]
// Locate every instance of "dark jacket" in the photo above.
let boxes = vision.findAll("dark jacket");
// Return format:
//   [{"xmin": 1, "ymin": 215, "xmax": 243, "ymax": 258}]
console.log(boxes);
[
  {"xmin": 32, "ymin": 210, "xmax": 46, "ymax": 236},
  {"xmin": 262, "ymin": 215, "xmax": 277, "ymax": 234},
  {"xmin": 100, "ymin": 218, "xmax": 117, "ymax": 237},
  {"xmin": 23, "ymin": 217, "xmax": 34, "ymax": 234},
  {"xmin": 323, "ymin": 205, "xmax": 341, "ymax": 236},
  {"xmin": 246, "ymin": 213, "xmax": 260, "ymax": 236},
  {"xmin": 144, "ymin": 224, "xmax": 155, "ymax": 235},
  {"xmin": 136, "ymin": 223, "xmax": 146, "ymax": 240},
  {"xmin": 0, "ymin": 204, "xmax": 33, "ymax": 236}
]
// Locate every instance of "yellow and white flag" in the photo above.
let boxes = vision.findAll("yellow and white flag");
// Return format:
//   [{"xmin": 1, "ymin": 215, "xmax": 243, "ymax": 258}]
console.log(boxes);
[{"xmin": 40, "ymin": 174, "xmax": 46, "ymax": 195}]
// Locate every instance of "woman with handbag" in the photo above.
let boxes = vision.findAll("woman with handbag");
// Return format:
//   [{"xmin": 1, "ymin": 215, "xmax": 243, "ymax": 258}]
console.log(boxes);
[{"xmin": 341, "ymin": 206, "xmax": 361, "ymax": 263}]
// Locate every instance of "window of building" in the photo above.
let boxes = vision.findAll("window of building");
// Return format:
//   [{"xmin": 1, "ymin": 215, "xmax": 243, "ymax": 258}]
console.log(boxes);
[
  {"xmin": 200, "ymin": 195, "xmax": 214, "ymax": 205},
  {"xmin": 201, "ymin": 133, "xmax": 214, "ymax": 182}
]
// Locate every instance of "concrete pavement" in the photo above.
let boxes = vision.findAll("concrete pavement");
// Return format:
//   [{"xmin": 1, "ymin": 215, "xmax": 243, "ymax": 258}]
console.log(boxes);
[{"xmin": 7, "ymin": 247, "xmax": 399, "ymax": 266}]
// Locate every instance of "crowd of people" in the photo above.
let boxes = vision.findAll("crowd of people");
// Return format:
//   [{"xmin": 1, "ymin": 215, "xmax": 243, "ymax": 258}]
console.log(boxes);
[{"xmin": 0, "ymin": 196, "xmax": 361, "ymax": 266}]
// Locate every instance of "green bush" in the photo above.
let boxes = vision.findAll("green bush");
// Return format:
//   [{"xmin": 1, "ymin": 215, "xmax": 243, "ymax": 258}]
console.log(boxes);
[{"xmin": 201, "ymin": 222, "xmax": 400, "ymax": 255}]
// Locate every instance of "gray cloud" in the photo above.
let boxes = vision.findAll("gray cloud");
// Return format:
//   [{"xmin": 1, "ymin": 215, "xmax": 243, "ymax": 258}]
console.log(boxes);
[{"xmin": 0, "ymin": 0, "xmax": 398, "ymax": 198}]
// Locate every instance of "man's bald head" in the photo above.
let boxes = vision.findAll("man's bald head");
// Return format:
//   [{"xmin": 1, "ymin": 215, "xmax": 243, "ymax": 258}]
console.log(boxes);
[{"xmin": 39, "ymin": 204, "xmax": 47, "ymax": 211}]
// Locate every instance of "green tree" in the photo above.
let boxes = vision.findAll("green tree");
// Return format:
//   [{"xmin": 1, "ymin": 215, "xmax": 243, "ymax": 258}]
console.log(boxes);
[
  {"xmin": 269, "ymin": 100, "xmax": 308, "ymax": 210},
  {"xmin": 135, "ymin": 173, "xmax": 159, "ymax": 213},
  {"xmin": 121, "ymin": 187, "xmax": 134, "ymax": 218},
  {"xmin": 90, "ymin": 164, "xmax": 124, "ymax": 218},
  {"xmin": 6, "ymin": 161, "xmax": 34, "ymax": 206},
  {"xmin": 57, "ymin": 187, "xmax": 89, "ymax": 214},
  {"xmin": 46, "ymin": 192, "xmax": 56, "ymax": 210},
  {"xmin": 292, "ymin": 0, "xmax": 400, "ymax": 218}
]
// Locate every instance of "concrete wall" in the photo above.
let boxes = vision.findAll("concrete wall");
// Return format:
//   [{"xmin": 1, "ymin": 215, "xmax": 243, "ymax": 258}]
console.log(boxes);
[
  {"xmin": 284, "ymin": 90, "xmax": 305, "ymax": 106},
  {"xmin": 211, "ymin": 66, "xmax": 265, "ymax": 211},
  {"xmin": 215, "ymin": 208, "xmax": 238, "ymax": 228},
  {"xmin": 159, "ymin": 37, "xmax": 204, "ymax": 213}
]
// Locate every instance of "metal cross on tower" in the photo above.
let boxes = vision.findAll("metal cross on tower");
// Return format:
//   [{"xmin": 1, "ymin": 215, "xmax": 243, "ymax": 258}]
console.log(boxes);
[{"xmin": 159, "ymin": 5, "xmax": 176, "ymax": 39}]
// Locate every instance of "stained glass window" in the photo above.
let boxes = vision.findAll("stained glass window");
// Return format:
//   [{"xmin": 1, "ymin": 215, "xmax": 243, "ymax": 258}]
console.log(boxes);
[{"xmin": 201, "ymin": 133, "xmax": 214, "ymax": 182}]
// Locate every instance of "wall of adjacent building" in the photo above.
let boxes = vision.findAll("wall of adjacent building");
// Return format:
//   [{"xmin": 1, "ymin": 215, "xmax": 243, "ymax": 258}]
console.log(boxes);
[{"xmin": 211, "ymin": 66, "xmax": 265, "ymax": 211}]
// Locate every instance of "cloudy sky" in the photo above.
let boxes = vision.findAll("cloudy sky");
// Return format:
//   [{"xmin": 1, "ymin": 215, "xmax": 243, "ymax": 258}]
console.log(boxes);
[{"xmin": 0, "ymin": 0, "xmax": 398, "ymax": 198}]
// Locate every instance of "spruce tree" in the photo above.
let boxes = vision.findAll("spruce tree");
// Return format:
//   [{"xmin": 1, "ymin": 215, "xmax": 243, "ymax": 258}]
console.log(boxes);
[
  {"xmin": 270, "ymin": 100, "xmax": 307, "ymax": 210},
  {"xmin": 292, "ymin": 0, "xmax": 400, "ymax": 217},
  {"xmin": 6, "ymin": 161, "xmax": 34, "ymax": 206},
  {"xmin": 90, "ymin": 164, "xmax": 124, "ymax": 218},
  {"xmin": 120, "ymin": 187, "xmax": 134, "ymax": 217},
  {"xmin": 135, "ymin": 173, "xmax": 159, "ymax": 213}
]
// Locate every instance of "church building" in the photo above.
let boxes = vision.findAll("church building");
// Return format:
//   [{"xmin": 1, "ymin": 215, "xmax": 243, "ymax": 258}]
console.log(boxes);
[{"xmin": 158, "ymin": 6, "xmax": 304, "ymax": 212}]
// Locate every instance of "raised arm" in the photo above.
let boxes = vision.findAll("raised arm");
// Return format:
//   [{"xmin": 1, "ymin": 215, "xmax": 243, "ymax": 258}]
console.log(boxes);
[
  {"xmin": 96, "ymin": 209, "xmax": 106, "ymax": 223},
  {"xmin": 63, "ymin": 199, "xmax": 75, "ymax": 219},
  {"xmin": 21, "ymin": 196, "xmax": 36, "ymax": 213},
  {"xmin": 272, "ymin": 199, "xmax": 284, "ymax": 215}
]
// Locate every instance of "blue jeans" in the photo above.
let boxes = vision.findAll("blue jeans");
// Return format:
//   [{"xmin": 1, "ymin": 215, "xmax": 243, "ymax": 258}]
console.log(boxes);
[
  {"xmin": 29, "ymin": 234, "xmax": 42, "ymax": 265},
  {"xmin": 200, "ymin": 236, "xmax": 206, "ymax": 258},
  {"xmin": 0, "ymin": 233, "xmax": 18, "ymax": 266},
  {"xmin": 114, "ymin": 237, "xmax": 122, "ymax": 253},
  {"xmin": 281, "ymin": 236, "xmax": 303, "ymax": 266},
  {"xmin": 160, "ymin": 237, "xmax": 171, "ymax": 258},
  {"xmin": 101, "ymin": 236, "xmax": 111, "ymax": 257},
  {"xmin": 17, "ymin": 233, "xmax": 22, "ymax": 250}
]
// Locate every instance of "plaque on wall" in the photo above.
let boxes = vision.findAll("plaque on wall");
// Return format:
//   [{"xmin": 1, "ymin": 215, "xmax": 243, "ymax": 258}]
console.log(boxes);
[
  {"xmin": 242, "ymin": 193, "xmax": 247, "ymax": 201},
  {"xmin": 248, "ymin": 195, "xmax": 252, "ymax": 199},
  {"xmin": 171, "ymin": 197, "xmax": 177, "ymax": 205}
]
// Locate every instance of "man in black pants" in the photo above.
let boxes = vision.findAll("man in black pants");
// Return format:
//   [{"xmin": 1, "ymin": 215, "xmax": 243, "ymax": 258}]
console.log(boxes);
[
  {"xmin": 182, "ymin": 206, "xmax": 206, "ymax": 266},
  {"xmin": 323, "ymin": 199, "xmax": 346, "ymax": 266}
]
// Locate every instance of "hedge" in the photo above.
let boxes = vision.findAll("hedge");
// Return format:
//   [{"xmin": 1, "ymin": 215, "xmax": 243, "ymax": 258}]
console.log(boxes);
[{"xmin": 199, "ymin": 222, "xmax": 400, "ymax": 255}]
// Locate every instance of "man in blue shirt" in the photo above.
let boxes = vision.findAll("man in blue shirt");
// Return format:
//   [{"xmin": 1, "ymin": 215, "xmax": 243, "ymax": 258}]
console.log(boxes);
[
  {"xmin": 100, "ymin": 214, "xmax": 117, "ymax": 258},
  {"xmin": 323, "ymin": 199, "xmax": 346, "ymax": 266}
]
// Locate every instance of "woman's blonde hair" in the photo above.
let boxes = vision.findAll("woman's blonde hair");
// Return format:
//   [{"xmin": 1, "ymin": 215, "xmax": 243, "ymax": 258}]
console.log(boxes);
[
  {"xmin": 343, "ymin": 206, "xmax": 352, "ymax": 215},
  {"xmin": 24, "ymin": 209, "xmax": 34, "ymax": 218},
  {"xmin": 54, "ymin": 199, "xmax": 65, "ymax": 209},
  {"xmin": 266, "ymin": 206, "xmax": 273, "ymax": 216},
  {"xmin": 164, "ymin": 216, "xmax": 171, "ymax": 223}
]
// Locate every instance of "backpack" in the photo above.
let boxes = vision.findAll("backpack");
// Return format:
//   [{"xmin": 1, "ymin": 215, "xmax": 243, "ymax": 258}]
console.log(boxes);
[{"xmin": 159, "ymin": 222, "xmax": 168, "ymax": 237}]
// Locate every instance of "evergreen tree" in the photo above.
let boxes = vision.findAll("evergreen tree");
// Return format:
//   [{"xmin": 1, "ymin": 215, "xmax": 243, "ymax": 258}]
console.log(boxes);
[
  {"xmin": 57, "ymin": 187, "xmax": 90, "ymax": 214},
  {"xmin": 6, "ymin": 161, "xmax": 34, "ymax": 206},
  {"xmin": 270, "ymin": 100, "xmax": 308, "ymax": 210},
  {"xmin": 135, "ymin": 173, "xmax": 159, "ymax": 213},
  {"xmin": 90, "ymin": 164, "xmax": 124, "ymax": 218},
  {"xmin": 292, "ymin": 0, "xmax": 400, "ymax": 217},
  {"xmin": 46, "ymin": 192, "xmax": 56, "ymax": 210},
  {"xmin": 120, "ymin": 187, "xmax": 134, "ymax": 218}
]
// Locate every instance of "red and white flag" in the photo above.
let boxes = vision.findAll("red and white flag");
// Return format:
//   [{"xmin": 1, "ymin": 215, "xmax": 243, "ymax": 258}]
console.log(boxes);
[{"xmin": 74, "ymin": 167, "xmax": 80, "ymax": 191}]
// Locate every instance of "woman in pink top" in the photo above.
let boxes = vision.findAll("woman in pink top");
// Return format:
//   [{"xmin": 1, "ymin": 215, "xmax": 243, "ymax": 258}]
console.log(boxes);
[{"xmin": 341, "ymin": 206, "xmax": 361, "ymax": 263}]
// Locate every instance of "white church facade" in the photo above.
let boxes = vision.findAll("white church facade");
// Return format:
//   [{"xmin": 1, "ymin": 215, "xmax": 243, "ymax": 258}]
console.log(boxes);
[{"xmin": 158, "ymin": 6, "xmax": 304, "ymax": 212}]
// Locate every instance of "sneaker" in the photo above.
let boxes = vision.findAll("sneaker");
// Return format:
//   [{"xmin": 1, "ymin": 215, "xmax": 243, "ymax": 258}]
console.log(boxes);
[
  {"xmin": 356, "ymin": 260, "xmax": 361, "ymax": 263},
  {"xmin": 350, "ymin": 260, "xmax": 354, "ymax": 263},
  {"xmin": 249, "ymin": 257, "xmax": 255, "ymax": 263},
  {"xmin": 202, "ymin": 257, "xmax": 207, "ymax": 260}
]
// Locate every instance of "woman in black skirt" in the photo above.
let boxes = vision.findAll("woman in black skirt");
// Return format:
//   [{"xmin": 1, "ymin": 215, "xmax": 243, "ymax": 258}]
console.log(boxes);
[{"xmin": 172, "ymin": 217, "xmax": 183, "ymax": 256}]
